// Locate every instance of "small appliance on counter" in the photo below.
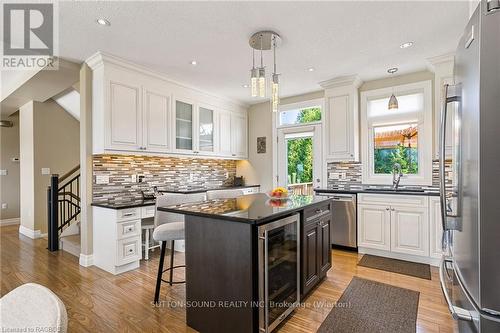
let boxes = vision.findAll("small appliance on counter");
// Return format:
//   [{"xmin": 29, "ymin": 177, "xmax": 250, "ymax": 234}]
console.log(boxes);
[{"xmin": 233, "ymin": 176, "xmax": 244, "ymax": 186}]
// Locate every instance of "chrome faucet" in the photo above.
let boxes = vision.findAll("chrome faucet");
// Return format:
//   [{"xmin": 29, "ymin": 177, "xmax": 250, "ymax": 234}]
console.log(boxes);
[{"xmin": 392, "ymin": 163, "xmax": 403, "ymax": 190}]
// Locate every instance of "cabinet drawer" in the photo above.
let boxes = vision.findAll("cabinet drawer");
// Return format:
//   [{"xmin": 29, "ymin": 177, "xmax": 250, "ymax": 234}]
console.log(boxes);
[
  {"xmin": 117, "ymin": 236, "xmax": 141, "ymax": 265},
  {"xmin": 141, "ymin": 205, "xmax": 156, "ymax": 218},
  {"xmin": 242, "ymin": 187, "xmax": 259, "ymax": 195},
  {"xmin": 117, "ymin": 220, "xmax": 141, "ymax": 240},
  {"xmin": 304, "ymin": 203, "xmax": 331, "ymax": 223},
  {"xmin": 117, "ymin": 208, "xmax": 141, "ymax": 222},
  {"xmin": 357, "ymin": 194, "xmax": 428, "ymax": 207}
]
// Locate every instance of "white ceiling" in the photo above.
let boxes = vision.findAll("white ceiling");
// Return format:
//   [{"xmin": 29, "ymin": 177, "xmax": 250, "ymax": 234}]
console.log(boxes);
[{"xmin": 58, "ymin": 1, "xmax": 469, "ymax": 105}]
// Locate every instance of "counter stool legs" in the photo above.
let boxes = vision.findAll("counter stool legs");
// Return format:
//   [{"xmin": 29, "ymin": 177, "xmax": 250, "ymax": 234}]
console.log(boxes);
[
  {"xmin": 154, "ymin": 241, "xmax": 167, "ymax": 304},
  {"xmin": 154, "ymin": 240, "xmax": 186, "ymax": 304}
]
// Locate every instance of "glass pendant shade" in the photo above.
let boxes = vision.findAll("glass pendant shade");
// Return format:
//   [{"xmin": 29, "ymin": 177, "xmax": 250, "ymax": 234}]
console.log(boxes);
[
  {"xmin": 271, "ymin": 74, "xmax": 279, "ymax": 112},
  {"xmin": 250, "ymin": 68, "xmax": 259, "ymax": 97},
  {"xmin": 388, "ymin": 93, "xmax": 399, "ymax": 110},
  {"xmin": 258, "ymin": 67, "xmax": 266, "ymax": 97}
]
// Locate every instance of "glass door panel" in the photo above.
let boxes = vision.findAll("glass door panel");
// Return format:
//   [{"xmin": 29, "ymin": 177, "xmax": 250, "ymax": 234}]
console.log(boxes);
[
  {"xmin": 176, "ymin": 100, "xmax": 193, "ymax": 150},
  {"xmin": 199, "ymin": 107, "xmax": 214, "ymax": 152}
]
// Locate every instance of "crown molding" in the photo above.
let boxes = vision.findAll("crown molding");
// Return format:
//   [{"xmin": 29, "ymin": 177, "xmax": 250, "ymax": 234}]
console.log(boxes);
[
  {"xmin": 319, "ymin": 75, "xmax": 362, "ymax": 89},
  {"xmin": 426, "ymin": 52, "xmax": 455, "ymax": 72},
  {"xmin": 84, "ymin": 51, "xmax": 249, "ymax": 109}
]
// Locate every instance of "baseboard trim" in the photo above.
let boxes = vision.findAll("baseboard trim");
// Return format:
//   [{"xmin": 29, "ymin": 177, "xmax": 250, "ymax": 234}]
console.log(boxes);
[
  {"xmin": 18, "ymin": 225, "xmax": 45, "ymax": 239},
  {"xmin": 0, "ymin": 218, "xmax": 20, "ymax": 226},
  {"xmin": 79, "ymin": 254, "xmax": 94, "ymax": 267}
]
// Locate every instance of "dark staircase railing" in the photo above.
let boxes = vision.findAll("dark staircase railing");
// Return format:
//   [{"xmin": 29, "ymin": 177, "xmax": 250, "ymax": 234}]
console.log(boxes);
[{"xmin": 47, "ymin": 165, "xmax": 80, "ymax": 251}]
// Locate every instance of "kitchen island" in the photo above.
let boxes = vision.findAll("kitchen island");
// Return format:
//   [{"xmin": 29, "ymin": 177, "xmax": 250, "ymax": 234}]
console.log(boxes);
[{"xmin": 158, "ymin": 193, "xmax": 333, "ymax": 333}]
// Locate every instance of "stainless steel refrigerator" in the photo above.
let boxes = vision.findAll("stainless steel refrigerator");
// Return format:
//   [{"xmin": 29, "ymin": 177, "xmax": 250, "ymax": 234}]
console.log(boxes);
[{"xmin": 438, "ymin": 1, "xmax": 500, "ymax": 332}]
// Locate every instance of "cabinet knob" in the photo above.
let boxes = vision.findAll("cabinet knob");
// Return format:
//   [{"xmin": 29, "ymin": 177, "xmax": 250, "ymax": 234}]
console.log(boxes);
[{"xmin": 386, "ymin": 207, "xmax": 390, "ymax": 211}]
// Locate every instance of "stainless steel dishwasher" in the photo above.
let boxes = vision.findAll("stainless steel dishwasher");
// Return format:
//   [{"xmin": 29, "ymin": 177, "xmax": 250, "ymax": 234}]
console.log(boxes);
[{"xmin": 316, "ymin": 193, "xmax": 357, "ymax": 248}]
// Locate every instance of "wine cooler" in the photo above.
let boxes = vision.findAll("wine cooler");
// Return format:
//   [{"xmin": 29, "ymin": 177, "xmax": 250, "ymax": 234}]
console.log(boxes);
[{"xmin": 258, "ymin": 214, "xmax": 300, "ymax": 333}]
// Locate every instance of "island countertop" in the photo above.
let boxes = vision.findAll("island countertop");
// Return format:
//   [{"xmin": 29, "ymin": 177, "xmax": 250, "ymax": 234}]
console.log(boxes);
[{"xmin": 157, "ymin": 193, "xmax": 331, "ymax": 225}]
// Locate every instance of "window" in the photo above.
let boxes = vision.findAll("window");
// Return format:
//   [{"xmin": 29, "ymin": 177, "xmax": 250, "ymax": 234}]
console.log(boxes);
[
  {"xmin": 279, "ymin": 105, "xmax": 321, "ymax": 126},
  {"xmin": 360, "ymin": 81, "xmax": 432, "ymax": 185},
  {"xmin": 373, "ymin": 123, "xmax": 418, "ymax": 174}
]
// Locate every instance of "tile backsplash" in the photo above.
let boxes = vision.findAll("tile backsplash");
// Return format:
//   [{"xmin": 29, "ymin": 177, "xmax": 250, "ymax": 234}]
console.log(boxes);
[
  {"xmin": 92, "ymin": 154, "xmax": 236, "ymax": 203},
  {"xmin": 326, "ymin": 159, "xmax": 453, "ymax": 189}
]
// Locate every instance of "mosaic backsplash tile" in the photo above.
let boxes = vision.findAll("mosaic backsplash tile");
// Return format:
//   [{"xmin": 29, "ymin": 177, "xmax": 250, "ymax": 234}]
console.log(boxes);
[
  {"xmin": 93, "ymin": 154, "xmax": 236, "ymax": 203},
  {"xmin": 326, "ymin": 159, "xmax": 453, "ymax": 189}
]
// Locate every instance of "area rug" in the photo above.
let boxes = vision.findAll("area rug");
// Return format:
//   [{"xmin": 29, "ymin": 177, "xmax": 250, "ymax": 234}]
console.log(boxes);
[
  {"xmin": 357, "ymin": 255, "xmax": 431, "ymax": 280},
  {"xmin": 317, "ymin": 277, "xmax": 419, "ymax": 333}
]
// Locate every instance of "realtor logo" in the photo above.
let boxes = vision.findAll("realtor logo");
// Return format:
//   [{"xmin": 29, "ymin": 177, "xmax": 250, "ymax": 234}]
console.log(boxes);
[{"xmin": 2, "ymin": 2, "xmax": 58, "ymax": 69}]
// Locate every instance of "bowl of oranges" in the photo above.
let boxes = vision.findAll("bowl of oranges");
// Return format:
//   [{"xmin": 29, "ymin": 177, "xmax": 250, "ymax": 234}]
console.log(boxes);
[{"xmin": 267, "ymin": 187, "xmax": 289, "ymax": 200}]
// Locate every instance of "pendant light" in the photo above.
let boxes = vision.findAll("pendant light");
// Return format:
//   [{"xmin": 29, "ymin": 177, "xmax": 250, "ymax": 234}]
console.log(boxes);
[
  {"xmin": 248, "ymin": 31, "xmax": 281, "ymax": 105},
  {"xmin": 271, "ymin": 35, "xmax": 280, "ymax": 112},
  {"xmin": 250, "ymin": 50, "xmax": 258, "ymax": 97},
  {"xmin": 258, "ymin": 35, "xmax": 266, "ymax": 97},
  {"xmin": 388, "ymin": 67, "xmax": 399, "ymax": 110}
]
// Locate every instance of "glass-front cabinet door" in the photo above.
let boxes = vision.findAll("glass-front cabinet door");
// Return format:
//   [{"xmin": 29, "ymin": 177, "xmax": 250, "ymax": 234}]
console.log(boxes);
[
  {"xmin": 198, "ymin": 106, "xmax": 214, "ymax": 153},
  {"xmin": 175, "ymin": 100, "xmax": 194, "ymax": 151}
]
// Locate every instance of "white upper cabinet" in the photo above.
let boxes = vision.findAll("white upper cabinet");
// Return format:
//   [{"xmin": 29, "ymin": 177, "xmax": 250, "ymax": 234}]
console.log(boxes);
[
  {"xmin": 87, "ymin": 52, "xmax": 248, "ymax": 159},
  {"xmin": 218, "ymin": 111, "xmax": 232, "ymax": 156},
  {"xmin": 320, "ymin": 75, "xmax": 362, "ymax": 162},
  {"xmin": 231, "ymin": 113, "xmax": 248, "ymax": 158},
  {"xmin": 108, "ymin": 81, "xmax": 142, "ymax": 151},
  {"xmin": 143, "ymin": 87, "xmax": 171, "ymax": 152},
  {"xmin": 217, "ymin": 110, "xmax": 248, "ymax": 159},
  {"xmin": 174, "ymin": 99, "xmax": 195, "ymax": 153}
]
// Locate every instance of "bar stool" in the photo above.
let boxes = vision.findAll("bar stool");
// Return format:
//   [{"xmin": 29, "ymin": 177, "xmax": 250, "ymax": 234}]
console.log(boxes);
[{"xmin": 152, "ymin": 193, "xmax": 205, "ymax": 304}]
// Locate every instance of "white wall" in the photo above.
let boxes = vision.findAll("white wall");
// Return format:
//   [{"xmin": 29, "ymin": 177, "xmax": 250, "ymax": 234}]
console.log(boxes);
[
  {"xmin": 18, "ymin": 100, "xmax": 80, "ymax": 237},
  {"xmin": 0, "ymin": 113, "xmax": 20, "ymax": 222}
]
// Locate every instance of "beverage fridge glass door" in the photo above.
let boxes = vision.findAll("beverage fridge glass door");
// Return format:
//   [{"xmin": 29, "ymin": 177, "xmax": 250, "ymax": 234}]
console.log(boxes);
[{"xmin": 258, "ymin": 214, "xmax": 300, "ymax": 333}]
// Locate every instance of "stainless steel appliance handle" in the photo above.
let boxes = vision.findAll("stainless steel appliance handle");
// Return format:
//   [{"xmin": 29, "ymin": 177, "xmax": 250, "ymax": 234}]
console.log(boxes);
[
  {"xmin": 263, "ymin": 230, "xmax": 269, "ymax": 333},
  {"xmin": 439, "ymin": 84, "xmax": 450, "ymax": 230},
  {"xmin": 439, "ymin": 257, "xmax": 473, "ymax": 321}
]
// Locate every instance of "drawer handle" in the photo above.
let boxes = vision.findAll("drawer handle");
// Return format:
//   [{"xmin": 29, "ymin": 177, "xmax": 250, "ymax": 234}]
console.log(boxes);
[{"xmin": 123, "ymin": 213, "xmax": 135, "ymax": 217}]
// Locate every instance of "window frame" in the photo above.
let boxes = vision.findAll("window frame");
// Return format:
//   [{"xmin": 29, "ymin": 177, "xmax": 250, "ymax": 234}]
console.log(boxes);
[
  {"xmin": 276, "ymin": 99, "xmax": 323, "ymax": 129},
  {"xmin": 360, "ymin": 80, "xmax": 433, "ymax": 185}
]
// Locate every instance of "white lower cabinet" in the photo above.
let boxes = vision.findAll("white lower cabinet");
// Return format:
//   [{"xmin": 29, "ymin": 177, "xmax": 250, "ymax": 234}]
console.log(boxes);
[
  {"xmin": 390, "ymin": 206, "xmax": 429, "ymax": 257},
  {"xmin": 358, "ymin": 194, "xmax": 438, "ymax": 265},
  {"xmin": 429, "ymin": 196, "xmax": 444, "ymax": 259},
  {"xmin": 358, "ymin": 204, "xmax": 391, "ymax": 251}
]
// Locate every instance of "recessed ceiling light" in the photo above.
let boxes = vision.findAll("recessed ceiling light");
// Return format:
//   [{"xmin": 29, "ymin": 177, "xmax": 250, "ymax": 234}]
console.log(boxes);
[
  {"xmin": 96, "ymin": 18, "xmax": 110, "ymax": 26},
  {"xmin": 307, "ymin": 67, "xmax": 315, "ymax": 72},
  {"xmin": 190, "ymin": 60, "xmax": 197, "ymax": 66},
  {"xmin": 242, "ymin": 84, "xmax": 250, "ymax": 88},
  {"xmin": 400, "ymin": 41, "xmax": 414, "ymax": 49}
]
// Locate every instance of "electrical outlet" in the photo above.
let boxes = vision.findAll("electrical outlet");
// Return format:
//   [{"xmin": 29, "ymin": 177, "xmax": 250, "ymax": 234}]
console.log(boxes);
[
  {"xmin": 0, "ymin": 169, "xmax": 7, "ymax": 176},
  {"xmin": 328, "ymin": 172, "xmax": 340, "ymax": 180},
  {"xmin": 341, "ymin": 172, "xmax": 347, "ymax": 180},
  {"xmin": 41, "ymin": 168, "xmax": 51, "ymax": 175},
  {"xmin": 1, "ymin": 203, "xmax": 7, "ymax": 209},
  {"xmin": 131, "ymin": 174, "xmax": 137, "ymax": 183}
]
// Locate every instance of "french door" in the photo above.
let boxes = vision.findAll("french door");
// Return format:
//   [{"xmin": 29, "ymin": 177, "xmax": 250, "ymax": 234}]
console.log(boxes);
[{"xmin": 277, "ymin": 124, "xmax": 322, "ymax": 194}]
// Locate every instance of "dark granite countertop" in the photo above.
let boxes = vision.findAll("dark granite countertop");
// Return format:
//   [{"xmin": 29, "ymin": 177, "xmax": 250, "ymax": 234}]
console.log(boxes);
[
  {"xmin": 157, "ymin": 193, "xmax": 331, "ymax": 225},
  {"xmin": 91, "ymin": 185, "xmax": 261, "ymax": 209},
  {"xmin": 158, "ymin": 184, "xmax": 260, "ymax": 194},
  {"xmin": 314, "ymin": 185, "xmax": 440, "ymax": 196},
  {"xmin": 91, "ymin": 199, "xmax": 156, "ymax": 210}
]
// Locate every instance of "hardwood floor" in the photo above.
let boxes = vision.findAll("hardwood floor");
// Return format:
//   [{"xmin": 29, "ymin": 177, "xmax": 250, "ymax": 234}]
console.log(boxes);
[{"xmin": 1, "ymin": 225, "xmax": 457, "ymax": 332}]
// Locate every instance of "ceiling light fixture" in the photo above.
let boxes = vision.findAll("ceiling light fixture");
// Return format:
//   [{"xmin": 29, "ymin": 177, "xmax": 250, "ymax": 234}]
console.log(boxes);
[
  {"xmin": 248, "ymin": 31, "xmax": 281, "ymax": 109},
  {"xmin": 96, "ymin": 18, "xmax": 110, "ymax": 26},
  {"xmin": 387, "ymin": 67, "xmax": 399, "ymax": 110},
  {"xmin": 307, "ymin": 67, "xmax": 315, "ymax": 72},
  {"xmin": 190, "ymin": 60, "xmax": 197, "ymax": 66},
  {"xmin": 400, "ymin": 41, "xmax": 414, "ymax": 49}
]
